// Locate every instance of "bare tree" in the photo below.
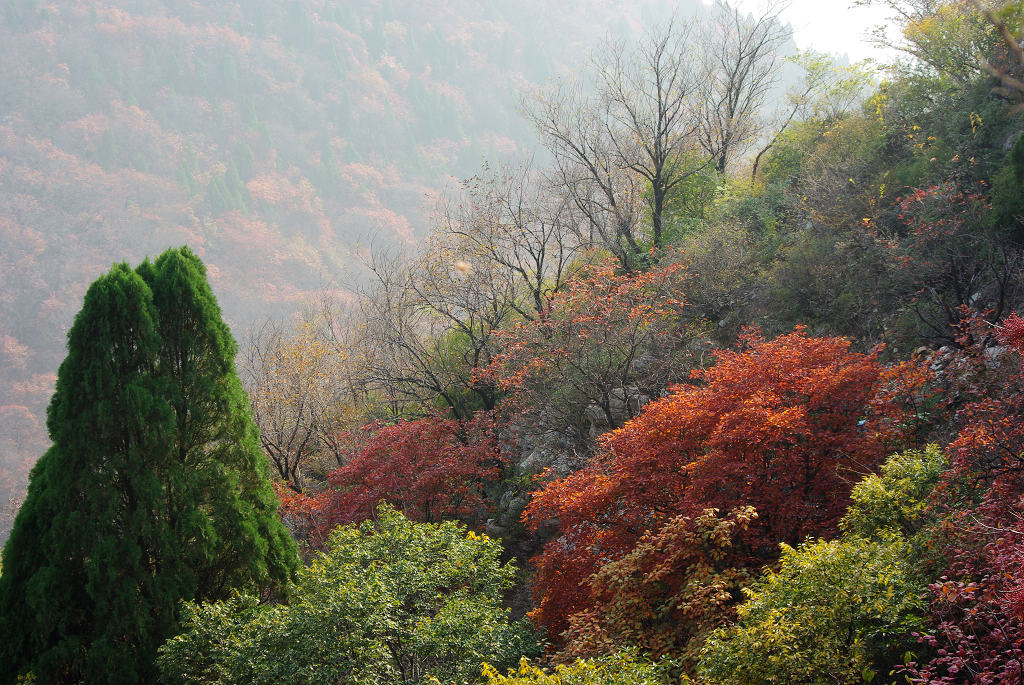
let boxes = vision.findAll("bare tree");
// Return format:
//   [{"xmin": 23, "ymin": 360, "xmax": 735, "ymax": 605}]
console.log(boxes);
[
  {"xmin": 529, "ymin": 6, "xmax": 793, "ymax": 268},
  {"xmin": 442, "ymin": 161, "xmax": 587, "ymax": 319},
  {"xmin": 354, "ymin": 252, "xmax": 459, "ymax": 418},
  {"xmin": 242, "ymin": 310, "xmax": 352, "ymax": 492},
  {"xmin": 354, "ymin": 241, "xmax": 520, "ymax": 420},
  {"xmin": 697, "ymin": 1, "xmax": 792, "ymax": 174},
  {"xmin": 528, "ymin": 20, "xmax": 708, "ymax": 269}
]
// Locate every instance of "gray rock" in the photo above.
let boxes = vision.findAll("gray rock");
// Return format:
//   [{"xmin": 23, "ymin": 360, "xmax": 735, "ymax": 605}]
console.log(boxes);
[{"xmin": 583, "ymin": 385, "xmax": 651, "ymax": 438}]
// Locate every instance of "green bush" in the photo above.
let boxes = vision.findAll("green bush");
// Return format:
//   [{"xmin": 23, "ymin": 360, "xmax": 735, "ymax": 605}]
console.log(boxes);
[
  {"xmin": 159, "ymin": 504, "xmax": 537, "ymax": 684},
  {"xmin": 841, "ymin": 444, "xmax": 947, "ymax": 539},
  {"xmin": 697, "ymin": 535, "xmax": 927, "ymax": 685},
  {"xmin": 482, "ymin": 651, "xmax": 669, "ymax": 685}
]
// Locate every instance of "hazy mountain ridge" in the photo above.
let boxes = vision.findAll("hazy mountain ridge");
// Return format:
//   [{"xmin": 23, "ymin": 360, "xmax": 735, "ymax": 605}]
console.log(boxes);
[{"xmin": 0, "ymin": 0, "xmax": 706, "ymax": 531}]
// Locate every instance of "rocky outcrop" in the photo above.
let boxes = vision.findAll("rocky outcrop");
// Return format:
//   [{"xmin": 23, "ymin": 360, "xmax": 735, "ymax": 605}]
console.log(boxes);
[{"xmin": 583, "ymin": 385, "xmax": 652, "ymax": 439}]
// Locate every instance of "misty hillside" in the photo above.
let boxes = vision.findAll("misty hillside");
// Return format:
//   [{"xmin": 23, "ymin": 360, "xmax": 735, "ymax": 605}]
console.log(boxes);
[{"xmin": 0, "ymin": 0, "xmax": 719, "ymax": 521}]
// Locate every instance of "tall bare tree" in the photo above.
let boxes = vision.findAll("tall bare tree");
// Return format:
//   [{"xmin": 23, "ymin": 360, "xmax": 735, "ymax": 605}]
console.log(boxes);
[
  {"xmin": 442, "ymin": 161, "xmax": 586, "ymax": 319},
  {"xmin": 697, "ymin": 1, "xmax": 792, "ymax": 174},
  {"xmin": 528, "ymin": 20, "xmax": 707, "ymax": 269},
  {"xmin": 529, "ymin": 6, "xmax": 793, "ymax": 268}
]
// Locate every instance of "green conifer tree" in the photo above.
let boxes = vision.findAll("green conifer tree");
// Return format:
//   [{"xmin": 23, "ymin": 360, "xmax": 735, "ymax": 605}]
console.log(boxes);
[{"xmin": 0, "ymin": 248, "xmax": 298, "ymax": 684}]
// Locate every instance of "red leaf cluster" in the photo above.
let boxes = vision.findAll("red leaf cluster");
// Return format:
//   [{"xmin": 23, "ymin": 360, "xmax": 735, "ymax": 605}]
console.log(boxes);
[
  {"xmin": 903, "ymin": 312, "xmax": 1024, "ymax": 681},
  {"xmin": 523, "ymin": 327, "xmax": 921, "ymax": 639},
  {"xmin": 280, "ymin": 411, "xmax": 505, "ymax": 549},
  {"xmin": 900, "ymin": 530, "xmax": 1024, "ymax": 684},
  {"xmin": 321, "ymin": 410, "xmax": 503, "ymax": 527}
]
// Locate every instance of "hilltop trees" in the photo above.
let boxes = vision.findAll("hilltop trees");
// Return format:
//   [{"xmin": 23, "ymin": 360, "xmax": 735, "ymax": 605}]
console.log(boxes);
[
  {"xmin": 6, "ymin": 0, "xmax": 1024, "ymax": 681},
  {"xmin": 0, "ymin": 248, "xmax": 298, "ymax": 684},
  {"xmin": 529, "ymin": 21, "xmax": 707, "ymax": 268}
]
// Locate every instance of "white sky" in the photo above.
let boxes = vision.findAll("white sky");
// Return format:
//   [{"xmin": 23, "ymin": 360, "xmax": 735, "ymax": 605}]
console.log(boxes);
[{"xmin": 717, "ymin": 0, "xmax": 900, "ymax": 63}]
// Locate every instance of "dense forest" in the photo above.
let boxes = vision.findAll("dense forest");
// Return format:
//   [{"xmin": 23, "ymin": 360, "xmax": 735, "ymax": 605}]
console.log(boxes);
[{"xmin": 5, "ymin": 0, "xmax": 1024, "ymax": 683}]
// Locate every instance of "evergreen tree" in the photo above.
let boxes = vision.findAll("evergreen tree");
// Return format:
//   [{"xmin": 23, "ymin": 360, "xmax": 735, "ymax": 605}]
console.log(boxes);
[{"xmin": 0, "ymin": 248, "xmax": 298, "ymax": 684}]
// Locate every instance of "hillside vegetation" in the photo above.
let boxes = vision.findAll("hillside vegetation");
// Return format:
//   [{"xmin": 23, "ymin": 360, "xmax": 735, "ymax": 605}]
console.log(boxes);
[
  {"xmin": 6, "ymin": 0, "xmax": 1024, "ymax": 683},
  {"xmin": 0, "ymin": 0, "xmax": 710, "ymax": 529}
]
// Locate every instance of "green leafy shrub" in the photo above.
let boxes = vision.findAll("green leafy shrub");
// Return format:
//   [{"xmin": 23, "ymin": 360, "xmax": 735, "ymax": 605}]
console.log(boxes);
[
  {"xmin": 697, "ymin": 535, "xmax": 927, "ymax": 685},
  {"xmin": 482, "ymin": 651, "xmax": 668, "ymax": 685},
  {"xmin": 158, "ymin": 504, "xmax": 537, "ymax": 684},
  {"xmin": 841, "ymin": 444, "xmax": 947, "ymax": 539}
]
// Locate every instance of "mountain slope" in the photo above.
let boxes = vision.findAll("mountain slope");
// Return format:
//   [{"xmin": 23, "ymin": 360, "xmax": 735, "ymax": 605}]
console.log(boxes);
[{"xmin": 0, "ymin": 0, "xmax": 699, "ymax": 533}]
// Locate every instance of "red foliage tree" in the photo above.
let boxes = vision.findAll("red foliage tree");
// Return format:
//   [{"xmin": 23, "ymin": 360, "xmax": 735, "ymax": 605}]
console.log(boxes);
[
  {"xmin": 278, "ymin": 411, "xmax": 505, "ymax": 550},
  {"xmin": 321, "ymin": 410, "xmax": 503, "ymax": 527},
  {"xmin": 901, "ymin": 313, "xmax": 1024, "ymax": 682},
  {"xmin": 523, "ymin": 327, "xmax": 923, "ymax": 640}
]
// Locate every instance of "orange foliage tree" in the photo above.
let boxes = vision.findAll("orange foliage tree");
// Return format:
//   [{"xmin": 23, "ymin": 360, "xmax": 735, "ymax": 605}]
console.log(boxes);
[
  {"xmin": 556, "ymin": 506, "xmax": 758, "ymax": 671},
  {"xmin": 523, "ymin": 327, "xmax": 924, "ymax": 642}
]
